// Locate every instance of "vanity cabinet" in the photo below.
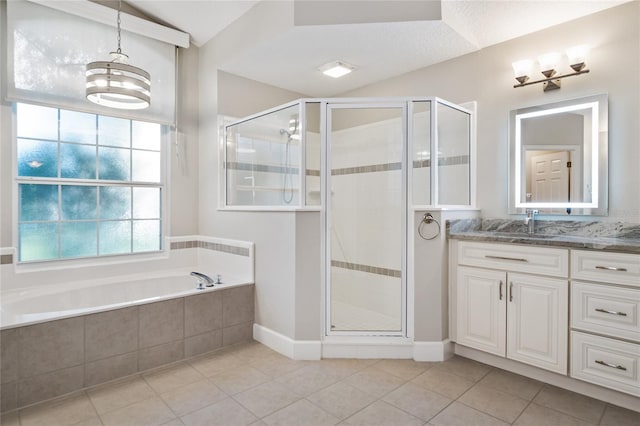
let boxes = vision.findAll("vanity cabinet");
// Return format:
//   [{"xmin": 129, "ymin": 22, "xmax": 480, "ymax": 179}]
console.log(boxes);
[
  {"xmin": 569, "ymin": 249, "xmax": 640, "ymax": 397},
  {"xmin": 452, "ymin": 241, "xmax": 569, "ymax": 374}
]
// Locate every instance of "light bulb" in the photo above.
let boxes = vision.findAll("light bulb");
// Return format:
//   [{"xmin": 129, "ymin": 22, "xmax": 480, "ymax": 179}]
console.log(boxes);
[
  {"xmin": 512, "ymin": 59, "xmax": 533, "ymax": 84},
  {"xmin": 538, "ymin": 52, "xmax": 561, "ymax": 77},
  {"xmin": 566, "ymin": 44, "xmax": 590, "ymax": 72}
]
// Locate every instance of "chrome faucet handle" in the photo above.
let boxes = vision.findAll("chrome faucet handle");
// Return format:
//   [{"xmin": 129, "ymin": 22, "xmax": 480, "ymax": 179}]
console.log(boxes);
[{"xmin": 214, "ymin": 274, "xmax": 223, "ymax": 285}]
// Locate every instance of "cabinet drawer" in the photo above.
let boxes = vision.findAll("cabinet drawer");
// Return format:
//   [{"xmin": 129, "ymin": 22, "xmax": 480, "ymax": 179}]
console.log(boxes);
[
  {"xmin": 572, "ymin": 281, "xmax": 640, "ymax": 342},
  {"xmin": 571, "ymin": 331, "xmax": 640, "ymax": 396},
  {"xmin": 457, "ymin": 241, "xmax": 568, "ymax": 277},
  {"xmin": 571, "ymin": 250, "xmax": 640, "ymax": 287}
]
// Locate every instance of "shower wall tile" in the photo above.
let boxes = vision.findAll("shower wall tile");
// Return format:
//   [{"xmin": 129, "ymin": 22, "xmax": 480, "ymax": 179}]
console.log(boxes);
[
  {"xmin": 17, "ymin": 365, "xmax": 84, "ymax": 407},
  {"xmin": 85, "ymin": 306, "xmax": 138, "ymax": 362},
  {"xmin": 138, "ymin": 340, "xmax": 184, "ymax": 371},
  {"xmin": 184, "ymin": 292, "xmax": 223, "ymax": 337},
  {"xmin": 84, "ymin": 352, "xmax": 138, "ymax": 388},
  {"xmin": 1, "ymin": 330, "xmax": 19, "ymax": 384},
  {"xmin": 0, "ymin": 255, "xmax": 12, "ymax": 265},
  {"xmin": 222, "ymin": 285, "xmax": 254, "ymax": 327},
  {"xmin": 139, "ymin": 299, "xmax": 184, "ymax": 348},
  {"xmin": 222, "ymin": 322, "xmax": 253, "ymax": 347},
  {"xmin": 0, "ymin": 381, "xmax": 17, "ymax": 412},
  {"xmin": 18, "ymin": 317, "xmax": 84, "ymax": 377},
  {"xmin": 184, "ymin": 330, "xmax": 223, "ymax": 358}
]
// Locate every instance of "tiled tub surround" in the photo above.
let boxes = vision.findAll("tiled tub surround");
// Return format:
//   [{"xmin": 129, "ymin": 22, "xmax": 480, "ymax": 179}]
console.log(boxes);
[
  {"xmin": 0, "ymin": 283, "xmax": 255, "ymax": 412},
  {"xmin": 448, "ymin": 219, "xmax": 640, "ymax": 253}
]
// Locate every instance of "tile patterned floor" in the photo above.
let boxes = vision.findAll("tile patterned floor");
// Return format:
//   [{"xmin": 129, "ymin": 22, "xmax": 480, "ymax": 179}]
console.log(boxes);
[{"xmin": 1, "ymin": 341, "xmax": 638, "ymax": 426}]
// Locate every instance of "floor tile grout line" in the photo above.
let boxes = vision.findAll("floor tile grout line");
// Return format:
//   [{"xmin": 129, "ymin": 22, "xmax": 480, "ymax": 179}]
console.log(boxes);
[{"xmin": 532, "ymin": 384, "xmax": 605, "ymax": 425}]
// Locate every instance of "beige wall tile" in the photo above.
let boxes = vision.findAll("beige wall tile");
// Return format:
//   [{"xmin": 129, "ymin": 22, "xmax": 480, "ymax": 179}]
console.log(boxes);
[
  {"xmin": 184, "ymin": 330, "xmax": 222, "ymax": 358},
  {"xmin": 1, "ymin": 330, "xmax": 19, "ymax": 384},
  {"xmin": 84, "ymin": 352, "xmax": 138, "ymax": 388},
  {"xmin": 222, "ymin": 285, "xmax": 254, "ymax": 327},
  {"xmin": 0, "ymin": 411, "xmax": 20, "ymax": 426},
  {"xmin": 184, "ymin": 292, "xmax": 222, "ymax": 337},
  {"xmin": 17, "ymin": 365, "xmax": 84, "ymax": 407},
  {"xmin": 85, "ymin": 307, "xmax": 138, "ymax": 362},
  {"xmin": 0, "ymin": 381, "xmax": 17, "ymax": 412},
  {"xmin": 138, "ymin": 340, "xmax": 184, "ymax": 372},
  {"xmin": 139, "ymin": 299, "xmax": 184, "ymax": 349},
  {"xmin": 222, "ymin": 322, "xmax": 253, "ymax": 347},
  {"xmin": 18, "ymin": 317, "xmax": 84, "ymax": 378}
]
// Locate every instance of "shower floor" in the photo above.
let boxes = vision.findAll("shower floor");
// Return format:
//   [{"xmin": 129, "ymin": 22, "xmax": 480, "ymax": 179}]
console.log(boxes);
[{"xmin": 330, "ymin": 300, "xmax": 400, "ymax": 332}]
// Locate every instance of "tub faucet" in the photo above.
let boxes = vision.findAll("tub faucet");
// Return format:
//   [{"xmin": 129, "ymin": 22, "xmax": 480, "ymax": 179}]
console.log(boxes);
[
  {"xmin": 191, "ymin": 272, "xmax": 214, "ymax": 290},
  {"xmin": 524, "ymin": 209, "xmax": 538, "ymax": 235}
]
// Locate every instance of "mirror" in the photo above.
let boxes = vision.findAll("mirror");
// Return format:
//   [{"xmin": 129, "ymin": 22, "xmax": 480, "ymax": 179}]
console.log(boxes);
[{"xmin": 509, "ymin": 94, "xmax": 608, "ymax": 215}]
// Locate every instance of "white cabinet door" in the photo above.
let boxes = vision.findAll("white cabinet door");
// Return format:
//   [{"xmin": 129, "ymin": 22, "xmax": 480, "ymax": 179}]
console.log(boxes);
[
  {"xmin": 507, "ymin": 273, "xmax": 568, "ymax": 374},
  {"xmin": 456, "ymin": 266, "xmax": 506, "ymax": 356}
]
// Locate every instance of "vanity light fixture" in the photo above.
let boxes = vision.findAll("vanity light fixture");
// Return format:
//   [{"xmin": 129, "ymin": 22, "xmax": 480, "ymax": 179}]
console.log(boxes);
[
  {"xmin": 512, "ymin": 45, "xmax": 590, "ymax": 92},
  {"xmin": 86, "ymin": 0, "xmax": 151, "ymax": 109},
  {"xmin": 319, "ymin": 61, "xmax": 355, "ymax": 78}
]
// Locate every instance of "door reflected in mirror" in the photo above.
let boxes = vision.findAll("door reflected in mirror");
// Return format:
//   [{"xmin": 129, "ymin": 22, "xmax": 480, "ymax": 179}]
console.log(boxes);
[{"xmin": 509, "ymin": 94, "xmax": 608, "ymax": 216}]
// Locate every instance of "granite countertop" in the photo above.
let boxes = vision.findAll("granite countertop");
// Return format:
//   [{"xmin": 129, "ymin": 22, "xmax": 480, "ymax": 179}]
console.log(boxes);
[{"xmin": 447, "ymin": 219, "xmax": 640, "ymax": 254}]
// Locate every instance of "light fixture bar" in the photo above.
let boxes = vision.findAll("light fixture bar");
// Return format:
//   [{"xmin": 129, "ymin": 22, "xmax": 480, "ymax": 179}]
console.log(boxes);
[{"xmin": 513, "ymin": 69, "xmax": 589, "ymax": 90}]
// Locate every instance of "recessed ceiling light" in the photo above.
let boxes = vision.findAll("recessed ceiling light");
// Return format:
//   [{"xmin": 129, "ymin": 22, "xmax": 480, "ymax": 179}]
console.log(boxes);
[{"xmin": 319, "ymin": 61, "xmax": 355, "ymax": 78}]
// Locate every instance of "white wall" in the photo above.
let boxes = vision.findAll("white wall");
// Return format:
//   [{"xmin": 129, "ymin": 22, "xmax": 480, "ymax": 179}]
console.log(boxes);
[{"xmin": 339, "ymin": 2, "xmax": 640, "ymax": 222}]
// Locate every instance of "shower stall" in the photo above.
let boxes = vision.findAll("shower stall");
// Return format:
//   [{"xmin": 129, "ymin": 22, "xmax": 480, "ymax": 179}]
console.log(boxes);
[{"xmin": 223, "ymin": 98, "xmax": 473, "ymax": 340}]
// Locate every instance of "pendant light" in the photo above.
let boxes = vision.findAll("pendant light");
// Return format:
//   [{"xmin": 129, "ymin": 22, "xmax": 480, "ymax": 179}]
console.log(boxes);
[{"xmin": 86, "ymin": 0, "xmax": 151, "ymax": 109}]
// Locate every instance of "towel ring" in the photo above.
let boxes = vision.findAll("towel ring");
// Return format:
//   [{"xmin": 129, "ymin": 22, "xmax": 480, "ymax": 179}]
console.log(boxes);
[{"xmin": 418, "ymin": 213, "xmax": 441, "ymax": 240}]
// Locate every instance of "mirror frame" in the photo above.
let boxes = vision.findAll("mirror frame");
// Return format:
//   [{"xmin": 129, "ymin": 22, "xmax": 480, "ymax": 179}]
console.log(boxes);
[{"xmin": 508, "ymin": 94, "xmax": 608, "ymax": 216}]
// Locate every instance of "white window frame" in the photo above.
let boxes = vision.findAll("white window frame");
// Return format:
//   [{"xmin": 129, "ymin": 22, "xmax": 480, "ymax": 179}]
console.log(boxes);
[{"xmin": 12, "ymin": 102, "xmax": 170, "ymax": 268}]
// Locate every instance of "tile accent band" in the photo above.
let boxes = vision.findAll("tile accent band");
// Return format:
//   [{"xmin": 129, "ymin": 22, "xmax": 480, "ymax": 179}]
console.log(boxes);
[
  {"xmin": 1, "ymin": 254, "xmax": 13, "ymax": 265},
  {"xmin": 331, "ymin": 259, "xmax": 402, "ymax": 278},
  {"xmin": 170, "ymin": 241, "xmax": 250, "ymax": 257},
  {"xmin": 227, "ymin": 161, "xmax": 299, "ymax": 175}
]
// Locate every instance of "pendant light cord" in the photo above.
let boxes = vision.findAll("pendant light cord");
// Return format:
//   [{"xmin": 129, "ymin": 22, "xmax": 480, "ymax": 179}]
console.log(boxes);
[{"xmin": 116, "ymin": 0, "xmax": 122, "ymax": 55}]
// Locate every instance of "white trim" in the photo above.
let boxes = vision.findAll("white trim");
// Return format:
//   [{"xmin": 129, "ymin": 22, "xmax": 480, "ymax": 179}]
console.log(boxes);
[
  {"xmin": 1, "ymin": 247, "xmax": 16, "ymax": 256},
  {"xmin": 413, "ymin": 340, "xmax": 455, "ymax": 362},
  {"xmin": 322, "ymin": 339, "xmax": 414, "ymax": 359},
  {"xmin": 455, "ymin": 344, "xmax": 640, "ymax": 412},
  {"xmin": 253, "ymin": 323, "xmax": 322, "ymax": 360},
  {"xmin": 28, "ymin": 0, "xmax": 190, "ymax": 47}
]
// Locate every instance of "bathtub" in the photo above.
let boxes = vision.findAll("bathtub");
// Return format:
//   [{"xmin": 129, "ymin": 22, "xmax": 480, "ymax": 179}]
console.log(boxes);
[
  {"xmin": 0, "ymin": 269, "xmax": 255, "ymax": 411},
  {"xmin": 0, "ymin": 269, "xmax": 250, "ymax": 330}
]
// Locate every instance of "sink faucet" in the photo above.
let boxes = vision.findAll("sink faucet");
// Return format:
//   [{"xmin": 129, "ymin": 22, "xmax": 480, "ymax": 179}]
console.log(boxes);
[
  {"xmin": 191, "ymin": 271, "xmax": 214, "ymax": 290},
  {"xmin": 524, "ymin": 209, "xmax": 539, "ymax": 235}
]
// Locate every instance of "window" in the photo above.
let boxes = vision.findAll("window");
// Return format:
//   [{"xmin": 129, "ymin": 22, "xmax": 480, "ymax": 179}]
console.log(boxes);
[{"xmin": 16, "ymin": 103, "xmax": 164, "ymax": 262}]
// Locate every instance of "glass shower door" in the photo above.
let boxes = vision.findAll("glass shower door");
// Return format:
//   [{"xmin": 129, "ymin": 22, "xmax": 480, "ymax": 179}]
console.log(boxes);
[{"xmin": 326, "ymin": 104, "xmax": 406, "ymax": 335}]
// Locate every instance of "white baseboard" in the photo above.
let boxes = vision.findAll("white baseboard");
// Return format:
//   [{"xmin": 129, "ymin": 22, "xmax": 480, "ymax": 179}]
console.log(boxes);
[
  {"xmin": 253, "ymin": 323, "xmax": 452, "ymax": 361},
  {"xmin": 413, "ymin": 339, "xmax": 454, "ymax": 361},
  {"xmin": 322, "ymin": 340, "xmax": 414, "ymax": 359},
  {"xmin": 253, "ymin": 323, "xmax": 321, "ymax": 360}
]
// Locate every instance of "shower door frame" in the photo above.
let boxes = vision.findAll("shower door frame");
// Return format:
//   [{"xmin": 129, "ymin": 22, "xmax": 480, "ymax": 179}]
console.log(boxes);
[{"xmin": 323, "ymin": 101, "xmax": 409, "ymax": 338}]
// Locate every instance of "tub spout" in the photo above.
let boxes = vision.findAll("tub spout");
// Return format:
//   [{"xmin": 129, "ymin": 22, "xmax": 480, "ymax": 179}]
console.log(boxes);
[{"xmin": 191, "ymin": 272, "xmax": 214, "ymax": 290}]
